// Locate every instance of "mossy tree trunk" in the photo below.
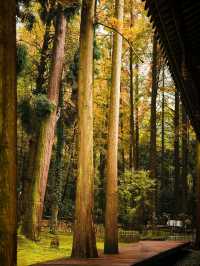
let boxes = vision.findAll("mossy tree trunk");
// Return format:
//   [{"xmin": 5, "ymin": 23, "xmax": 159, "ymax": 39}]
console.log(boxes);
[
  {"xmin": 50, "ymin": 85, "xmax": 65, "ymax": 234},
  {"xmin": 0, "ymin": 1, "xmax": 17, "ymax": 265},
  {"xmin": 35, "ymin": 19, "xmax": 52, "ymax": 94},
  {"xmin": 71, "ymin": 0, "xmax": 98, "ymax": 258},
  {"xmin": 104, "ymin": 0, "xmax": 124, "ymax": 254},
  {"xmin": 21, "ymin": 16, "xmax": 53, "ymax": 223},
  {"xmin": 22, "ymin": 9, "xmax": 66, "ymax": 240}
]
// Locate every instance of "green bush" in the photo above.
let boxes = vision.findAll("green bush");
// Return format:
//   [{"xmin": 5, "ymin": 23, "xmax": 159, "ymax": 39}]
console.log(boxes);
[{"xmin": 119, "ymin": 170, "xmax": 155, "ymax": 229}]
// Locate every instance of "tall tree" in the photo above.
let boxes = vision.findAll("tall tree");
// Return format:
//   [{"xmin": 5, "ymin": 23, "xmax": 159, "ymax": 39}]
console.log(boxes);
[
  {"xmin": 104, "ymin": 0, "xmax": 124, "ymax": 254},
  {"xmin": 195, "ymin": 140, "xmax": 200, "ymax": 249},
  {"xmin": 71, "ymin": 0, "xmax": 98, "ymax": 258},
  {"xmin": 161, "ymin": 64, "xmax": 165, "ymax": 187},
  {"xmin": 129, "ymin": 45, "xmax": 135, "ymax": 171},
  {"xmin": 21, "ymin": 2, "xmax": 54, "ymax": 225},
  {"xmin": 22, "ymin": 7, "xmax": 67, "ymax": 240},
  {"xmin": 0, "ymin": 1, "xmax": 17, "ymax": 265},
  {"xmin": 149, "ymin": 34, "xmax": 158, "ymax": 222},
  {"xmin": 50, "ymin": 84, "xmax": 65, "ymax": 234},
  {"xmin": 135, "ymin": 62, "xmax": 139, "ymax": 170},
  {"xmin": 174, "ymin": 89, "xmax": 180, "ymax": 213},
  {"xmin": 181, "ymin": 105, "xmax": 189, "ymax": 213},
  {"xmin": 129, "ymin": 2, "xmax": 135, "ymax": 171}
]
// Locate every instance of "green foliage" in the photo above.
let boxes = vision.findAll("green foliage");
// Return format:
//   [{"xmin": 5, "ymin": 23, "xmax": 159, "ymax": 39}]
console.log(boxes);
[
  {"xmin": 18, "ymin": 94, "xmax": 56, "ymax": 134},
  {"xmin": 119, "ymin": 170, "xmax": 155, "ymax": 229},
  {"xmin": 18, "ymin": 97, "xmax": 33, "ymax": 134},
  {"xmin": 17, "ymin": 43, "xmax": 28, "ymax": 76},
  {"xmin": 34, "ymin": 94, "xmax": 56, "ymax": 118},
  {"xmin": 94, "ymin": 39, "xmax": 101, "ymax": 61},
  {"xmin": 141, "ymin": 230, "xmax": 170, "ymax": 240}
]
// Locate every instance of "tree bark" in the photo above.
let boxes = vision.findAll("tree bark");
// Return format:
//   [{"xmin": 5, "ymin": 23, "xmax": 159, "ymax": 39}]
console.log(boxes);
[
  {"xmin": 21, "ymin": 15, "xmax": 52, "ymax": 228},
  {"xmin": 50, "ymin": 84, "xmax": 65, "ymax": 234},
  {"xmin": 35, "ymin": 19, "xmax": 52, "ymax": 94},
  {"xmin": 195, "ymin": 140, "xmax": 200, "ymax": 249},
  {"xmin": 161, "ymin": 65, "xmax": 165, "ymax": 187},
  {"xmin": 129, "ymin": 1, "xmax": 135, "ymax": 171},
  {"xmin": 22, "ymin": 9, "xmax": 66, "ymax": 240},
  {"xmin": 181, "ymin": 105, "xmax": 189, "ymax": 213},
  {"xmin": 135, "ymin": 62, "xmax": 139, "ymax": 170},
  {"xmin": 149, "ymin": 34, "xmax": 158, "ymax": 223},
  {"xmin": 174, "ymin": 90, "xmax": 181, "ymax": 214},
  {"xmin": 104, "ymin": 0, "xmax": 124, "ymax": 254},
  {"xmin": 129, "ymin": 47, "xmax": 135, "ymax": 171},
  {"xmin": 0, "ymin": 1, "xmax": 17, "ymax": 265},
  {"xmin": 71, "ymin": 0, "xmax": 98, "ymax": 258}
]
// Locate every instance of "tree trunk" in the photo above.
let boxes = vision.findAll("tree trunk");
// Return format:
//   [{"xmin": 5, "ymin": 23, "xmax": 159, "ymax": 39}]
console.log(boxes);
[
  {"xmin": 104, "ymin": 0, "xmax": 124, "ymax": 254},
  {"xmin": 0, "ymin": 1, "xmax": 17, "ymax": 265},
  {"xmin": 50, "ymin": 84, "xmax": 65, "ymax": 234},
  {"xmin": 71, "ymin": 0, "xmax": 98, "ymax": 258},
  {"xmin": 22, "ymin": 9, "xmax": 66, "ymax": 240},
  {"xmin": 35, "ymin": 19, "xmax": 52, "ymax": 94},
  {"xmin": 21, "ymin": 137, "xmax": 37, "ymax": 222},
  {"xmin": 129, "ymin": 2, "xmax": 135, "ymax": 171},
  {"xmin": 174, "ymin": 90, "xmax": 180, "ymax": 214},
  {"xmin": 129, "ymin": 47, "xmax": 135, "ymax": 171},
  {"xmin": 149, "ymin": 34, "xmax": 158, "ymax": 223},
  {"xmin": 195, "ymin": 140, "xmax": 200, "ymax": 249},
  {"xmin": 181, "ymin": 105, "xmax": 189, "ymax": 213},
  {"xmin": 21, "ymin": 17, "xmax": 53, "ymax": 222},
  {"xmin": 161, "ymin": 65, "xmax": 165, "ymax": 187},
  {"xmin": 135, "ymin": 62, "xmax": 139, "ymax": 170}
]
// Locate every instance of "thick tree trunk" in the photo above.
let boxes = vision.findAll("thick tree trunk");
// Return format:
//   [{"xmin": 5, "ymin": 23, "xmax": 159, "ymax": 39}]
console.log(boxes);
[
  {"xmin": 21, "ymin": 137, "xmax": 37, "ymax": 222},
  {"xmin": 0, "ymin": 1, "xmax": 17, "ymax": 265},
  {"xmin": 22, "ymin": 10, "xmax": 66, "ymax": 240},
  {"xmin": 181, "ymin": 105, "xmax": 189, "ymax": 213},
  {"xmin": 104, "ymin": 0, "xmax": 124, "ymax": 254},
  {"xmin": 195, "ymin": 140, "xmax": 200, "ymax": 249},
  {"xmin": 174, "ymin": 90, "xmax": 181, "ymax": 214},
  {"xmin": 21, "ymin": 18, "xmax": 53, "ymax": 222},
  {"xmin": 71, "ymin": 0, "xmax": 98, "ymax": 258},
  {"xmin": 149, "ymin": 34, "xmax": 158, "ymax": 223},
  {"xmin": 135, "ymin": 62, "xmax": 139, "ymax": 170}
]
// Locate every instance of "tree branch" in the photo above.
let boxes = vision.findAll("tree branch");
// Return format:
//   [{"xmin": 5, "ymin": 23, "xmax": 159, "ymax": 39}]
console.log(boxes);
[{"xmin": 95, "ymin": 20, "xmax": 144, "ymax": 63}]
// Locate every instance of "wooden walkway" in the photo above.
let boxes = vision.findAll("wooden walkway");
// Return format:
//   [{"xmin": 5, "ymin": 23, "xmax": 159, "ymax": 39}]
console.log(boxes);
[{"xmin": 33, "ymin": 241, "xmax": 190, "ymax": 266}]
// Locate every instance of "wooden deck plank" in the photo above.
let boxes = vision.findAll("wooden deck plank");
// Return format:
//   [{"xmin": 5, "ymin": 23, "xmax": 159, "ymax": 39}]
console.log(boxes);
[{"xmin": 32, "ymin": 241, "xmax": 190, "ymax": 266}]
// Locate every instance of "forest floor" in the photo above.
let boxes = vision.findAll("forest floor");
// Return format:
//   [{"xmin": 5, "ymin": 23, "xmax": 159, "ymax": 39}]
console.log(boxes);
[
  {"xmin": 17, "ymin": 231, "xmax": 127, "ymax": 266},
  {"xmin": 17, "ymin": 232, "xmax": 74, "ymax": 266}
]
